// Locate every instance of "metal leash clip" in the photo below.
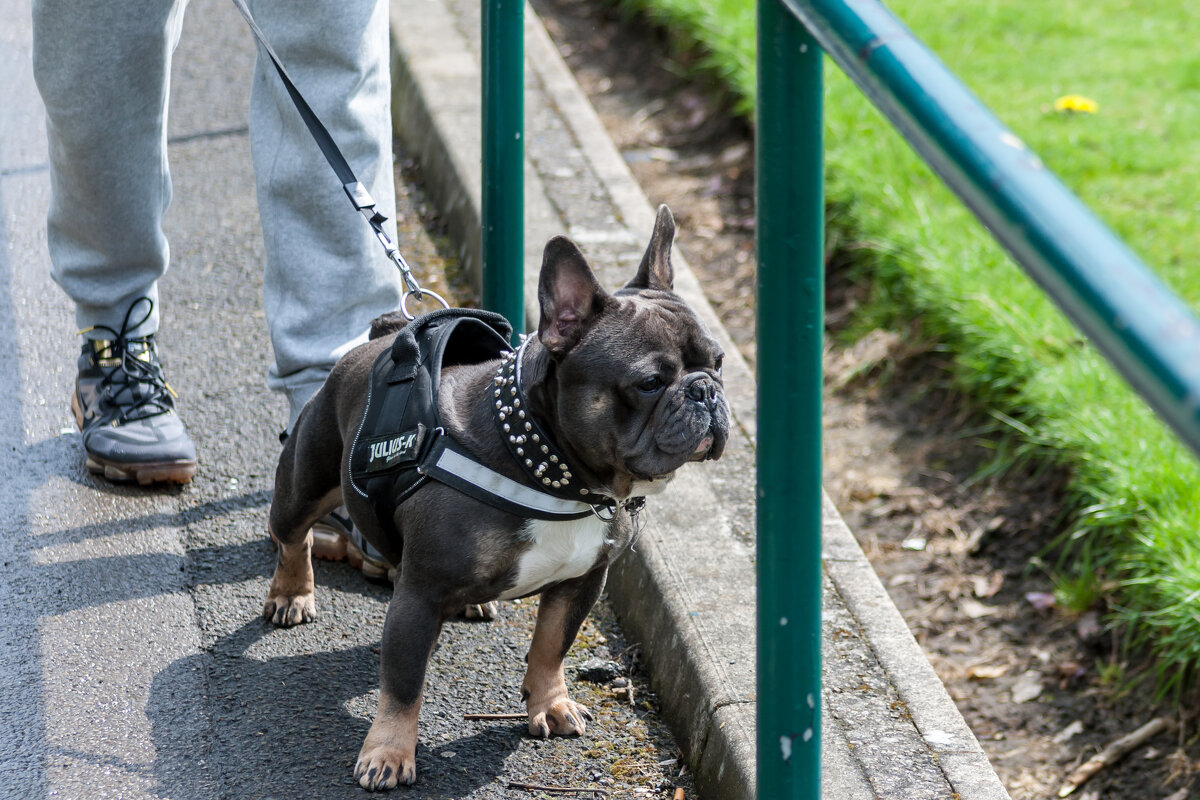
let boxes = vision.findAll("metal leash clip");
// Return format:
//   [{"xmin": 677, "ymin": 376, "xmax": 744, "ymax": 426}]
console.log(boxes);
[{"xmin": 345, "ymin": 181, "xmax": 449, "ymax": 320}]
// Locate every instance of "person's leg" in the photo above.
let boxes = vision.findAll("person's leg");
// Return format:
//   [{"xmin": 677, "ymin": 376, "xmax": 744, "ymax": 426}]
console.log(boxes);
[
  {"xmin": 246, "ymin": 0, "xmax": 403, "ymax": 431},
  {"xmin": 32, "ymin": 0, "xmax": 190, "ymax": 338},
  {"xmin": 33, "ymin": 0, "xmax": 197, "ymax": 484}
]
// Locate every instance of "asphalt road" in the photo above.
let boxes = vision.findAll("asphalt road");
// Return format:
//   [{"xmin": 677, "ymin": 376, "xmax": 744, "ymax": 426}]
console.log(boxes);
[{"xmin": 0, "ymin": 1, "xmax": 689, "ymax": 797}]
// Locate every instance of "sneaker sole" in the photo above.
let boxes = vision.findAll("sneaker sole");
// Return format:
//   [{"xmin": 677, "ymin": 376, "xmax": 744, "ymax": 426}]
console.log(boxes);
[
  {"xmin": 84, "ymin": 456, "xmax": 197, "ymax": 486},
  {"xmin": 72, "ymin": 393, "xmax": 197, "ymax": 486},
  {"xmin": 310, "ymin": 523, "xmax": 395, "ymax": 584}
]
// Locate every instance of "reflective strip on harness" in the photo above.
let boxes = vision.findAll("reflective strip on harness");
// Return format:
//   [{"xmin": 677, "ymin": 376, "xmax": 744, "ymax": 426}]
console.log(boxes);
[{"xmin": 425, "ymin": 444, "xmax": 596, "ymax": 520}]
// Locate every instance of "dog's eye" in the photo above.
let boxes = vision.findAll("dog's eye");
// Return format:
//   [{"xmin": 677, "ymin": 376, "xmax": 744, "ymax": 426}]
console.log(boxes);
[
  {"xmin": 714, "ymin": 354, "xmax": 724, "ymax": 375},
  {"xmin": 636, "ymin": 376, "xmax": 665, "ymax": 394}
]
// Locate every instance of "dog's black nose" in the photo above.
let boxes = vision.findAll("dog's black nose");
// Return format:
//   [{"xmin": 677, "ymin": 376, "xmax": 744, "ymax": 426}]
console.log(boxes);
[{"xmin": 685, "ymin": 374, "xmax": 719, "ymax": 409}]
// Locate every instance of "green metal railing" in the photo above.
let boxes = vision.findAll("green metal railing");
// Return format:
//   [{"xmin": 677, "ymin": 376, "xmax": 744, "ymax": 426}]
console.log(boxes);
[
  {"xmin": 756, "ymin": 1, "xmax": 825, "ymax": 796},
  {"xmin": 482, "ymin": 0, "xmax": 526, "ymax": 340},
  {"xmin": 757, "ymin": 0, "xmax": 1200, "ymax": 797}
]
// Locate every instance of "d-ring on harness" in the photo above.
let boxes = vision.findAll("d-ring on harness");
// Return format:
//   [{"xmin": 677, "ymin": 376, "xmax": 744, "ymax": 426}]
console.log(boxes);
[{"xmin": 231, "ymin": 0, "xmax": 447, "ymax": 320}]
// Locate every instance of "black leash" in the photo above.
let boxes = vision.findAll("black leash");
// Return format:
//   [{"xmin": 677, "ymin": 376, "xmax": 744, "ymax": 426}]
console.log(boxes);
[{"xmin": 231, "ymin": 0, "xmax": 447, "ymax": 319}]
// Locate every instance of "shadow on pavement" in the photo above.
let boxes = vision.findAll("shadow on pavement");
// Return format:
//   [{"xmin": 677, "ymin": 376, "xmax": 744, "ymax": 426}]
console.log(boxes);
[{"xmin": 146, "ymin": 620, "xmax": 521, "ymax": 798}]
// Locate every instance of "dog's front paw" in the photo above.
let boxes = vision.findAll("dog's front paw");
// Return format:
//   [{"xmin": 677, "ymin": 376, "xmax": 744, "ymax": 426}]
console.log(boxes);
[
  {"xmin": 355, "ymin": 745, "xmax": 416, "ymax": 791},
  {"xmin": 262, "ymin": 591, "xmax": 316, "ymax": 627},
  {"xmin": 527, "ymin": 694, "xmax": 592, "ymax": 738}
]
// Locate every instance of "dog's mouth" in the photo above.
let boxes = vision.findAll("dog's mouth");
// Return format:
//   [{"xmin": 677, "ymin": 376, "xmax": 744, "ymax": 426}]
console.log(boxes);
[
  {"xmin": 690, "ymin": 420, "xmax": 728, "ymax": 463},
  {"xmin": 687, "ymin": 435, "xmax": 714, "ymax": 462}
]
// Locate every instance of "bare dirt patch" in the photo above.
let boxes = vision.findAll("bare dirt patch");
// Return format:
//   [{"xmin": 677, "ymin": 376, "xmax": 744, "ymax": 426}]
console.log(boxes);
[{"xmin": 529, "ymin": 0, "xmax": 1200, "ymax": 797}]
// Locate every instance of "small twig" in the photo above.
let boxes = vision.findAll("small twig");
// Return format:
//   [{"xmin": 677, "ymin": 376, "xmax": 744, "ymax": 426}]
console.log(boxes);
[
  {"xmin": 506, "ymin": 781, "xmax": 609, "ymax": 796},
  {"xmin": 463, "ymin": 712, "xmax": 527, "ymax": 721},
  {"xmin": 1058, "ymin": 717, "xmax": 1175, "ymax": 797}
]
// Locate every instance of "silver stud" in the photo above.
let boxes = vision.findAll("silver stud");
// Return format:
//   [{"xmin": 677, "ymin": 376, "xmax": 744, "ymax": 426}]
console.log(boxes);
[
  {"xmin": 524, "ymin": 422, "xmax": 532, "ymax": 431},
  {"xmin": 580, "ymin": 488, "xmax": 589, "ymax": 495},
  {"xmin": 541, "ymin": 445, "xmax": 549, "ymax": 453},
  {"xmin": 532, "ymin": 435, "xmax": 540, "ymax": 443},
  {"xmin": 509, "ymin": 435, "xmax": 517, "ymax": 444},
  {"xmin": 561, "ymin": 478, "xmax": 570, "ymax": 486},
  {"xmin": 495, "ymin": 401, "xmax": 502, "ymax": 410},
  {"xmin": 518, "ymin": 410, "xmax": 525, "ymax": 418},
  {"xmin": 503, "ymin": 423, "xmax": 510, "ymax": 433},
  {"xmin": 516, "ymin": 448, "xmax": 524, "ymax": 456},
  {"xmin": 542, "ymin": 477, "xmax": 551, "ymax": 485},
  {"xmin": 525, "ymin": 459, "xmax": 533, "ymax": 467},
  {"xmin": 563, "ymin": 471, "xmax": 572, "ymax": 479},
  {"xmin": 494, "ymin": 388, "xmax": 501, "ymax": 397},
  {"xmin": 552, "ymin": 481, "xmax": 561, "ymax": 489},
  {"xmin": 499, "ymin": 412, "xmax": 506, "ymax": 421},
  {"xmin": 549, "ymin": 455, "xmax": 558, "ymax": 463}
]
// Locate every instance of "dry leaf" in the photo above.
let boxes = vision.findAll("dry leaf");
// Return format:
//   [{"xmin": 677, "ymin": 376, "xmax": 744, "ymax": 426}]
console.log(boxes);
[
  {"xmin": 961, "ymin": 598, "xmax": 1000, "ymax": 619},
  {"xmin": 1053, "ymin": 720, "xmax": 1084, "ymax": 744},
  {"xmin": 972, "ymin": 572, "xmax": 1005, "ymax": 598},
  {"xmin": 1076, "ymin": 611, "xmax": 1102, "ymax": 639},
  {"xmin": 967, "ymin": 663, "xmax": 1009, "ymax": 680},
  {"xmin": 1025, "ymin": 592, "xmax": 1057, "ymax": 611},
  {"xmin": 1011, "ymin": 670, "xmax": 1044, "ymax": 703}
]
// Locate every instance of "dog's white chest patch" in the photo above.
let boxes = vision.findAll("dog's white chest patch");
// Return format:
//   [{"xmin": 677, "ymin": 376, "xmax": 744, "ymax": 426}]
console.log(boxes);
[{"xmin": 498, "ymin": 515, "xmax": 610, "ymax": 600}]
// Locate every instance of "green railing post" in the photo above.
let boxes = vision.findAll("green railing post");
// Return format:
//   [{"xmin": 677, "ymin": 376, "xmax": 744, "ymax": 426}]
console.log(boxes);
[
  {"xmin": 756, "ymin": 0, "xmax": 824, "ymax": 796},
  {"xmin": 482, "ymin": 0, "xmax": 525, "ymax": 339}
]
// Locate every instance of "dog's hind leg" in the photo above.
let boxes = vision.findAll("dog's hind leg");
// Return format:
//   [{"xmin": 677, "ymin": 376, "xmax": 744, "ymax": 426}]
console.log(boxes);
[{"xmin": 264, "ymin": 395, "xmax": 344, "ymax": 627}]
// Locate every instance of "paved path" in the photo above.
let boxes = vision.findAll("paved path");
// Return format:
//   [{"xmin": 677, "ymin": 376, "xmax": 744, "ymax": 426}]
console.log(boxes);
[{"xmin": 0, "ymin": 1, "xmax": 688, "ymax": 797}]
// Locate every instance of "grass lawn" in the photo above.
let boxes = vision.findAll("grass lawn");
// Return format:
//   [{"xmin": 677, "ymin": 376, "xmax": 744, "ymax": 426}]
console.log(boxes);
[{"xmin": 627, "ymin": 0, "xmax": 1200, "ymax": 687}]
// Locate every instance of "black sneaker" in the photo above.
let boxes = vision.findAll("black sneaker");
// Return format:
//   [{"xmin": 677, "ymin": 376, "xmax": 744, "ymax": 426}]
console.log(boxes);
[{"xmin": 72, "ymin": 299, "xmax": 197, "ymax": 485}]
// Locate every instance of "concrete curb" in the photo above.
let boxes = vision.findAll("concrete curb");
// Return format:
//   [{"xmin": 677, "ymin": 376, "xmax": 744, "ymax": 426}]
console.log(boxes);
[{"xmin": 388, "ymin": 1, "xmax": 1011, "ymax": 797}]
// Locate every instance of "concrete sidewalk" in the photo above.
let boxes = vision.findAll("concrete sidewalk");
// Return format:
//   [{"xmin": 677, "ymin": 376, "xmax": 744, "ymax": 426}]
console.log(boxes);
[{"xmin": 386, "ymin": 0, "xmax": 1013, "ymax": 797}]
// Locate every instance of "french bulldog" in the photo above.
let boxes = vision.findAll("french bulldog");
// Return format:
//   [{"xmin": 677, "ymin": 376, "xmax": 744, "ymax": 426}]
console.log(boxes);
[{"xmin": 262, "ymin": 205, "xmax": 730, "ymax": 790}]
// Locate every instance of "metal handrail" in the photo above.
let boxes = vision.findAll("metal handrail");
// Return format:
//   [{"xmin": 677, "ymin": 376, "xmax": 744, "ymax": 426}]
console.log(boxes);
[
  {"xmin": 757, "ymin": 0, "xmax": 1200, "ymax": 797},
  {"xmin": 482, "ymin": 0, "xmax": 526, "ymax": 341}
]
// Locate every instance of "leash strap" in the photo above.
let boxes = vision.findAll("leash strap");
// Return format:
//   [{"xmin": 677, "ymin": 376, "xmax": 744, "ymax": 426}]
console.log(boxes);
[{"xmin": 231, "ymin": 0, "xmax": 444, "ymax": 313}]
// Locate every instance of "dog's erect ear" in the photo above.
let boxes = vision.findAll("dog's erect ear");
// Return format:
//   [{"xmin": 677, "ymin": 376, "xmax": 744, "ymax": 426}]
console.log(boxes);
[
  {"xmin": 538, "ymin": 236, "xmax": 609, "ymax": 355},
  {"xmin": 625, "ymin": 204, "xmax": 676, "ymax": 292}
]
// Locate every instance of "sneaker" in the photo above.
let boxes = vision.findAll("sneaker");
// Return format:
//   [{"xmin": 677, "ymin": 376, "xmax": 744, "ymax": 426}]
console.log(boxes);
[
  {"xmin": 72, "ymin": 300, "xmax": 197, "ymax": 485},
  {"xmin": 310, "ymin": 507, "xmax": 395, "ymax": 584}
]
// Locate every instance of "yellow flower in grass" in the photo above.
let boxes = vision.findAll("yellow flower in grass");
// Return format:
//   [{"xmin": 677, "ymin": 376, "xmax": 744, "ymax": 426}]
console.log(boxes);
[{"xmin": 1053, "ymin": 94, "xmax": 1099, "ymax": 114}]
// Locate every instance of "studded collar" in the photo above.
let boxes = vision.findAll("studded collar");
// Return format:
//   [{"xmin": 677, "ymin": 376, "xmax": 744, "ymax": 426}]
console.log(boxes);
[{"xmin": 491, "ymin": 337, "xmax": 626, "ymax": 514}]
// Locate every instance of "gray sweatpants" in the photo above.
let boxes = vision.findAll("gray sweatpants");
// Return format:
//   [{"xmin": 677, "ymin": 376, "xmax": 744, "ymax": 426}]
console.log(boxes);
[{"xmin": 31, "ymin": 0, "xmax": 403, "ymax": 428}]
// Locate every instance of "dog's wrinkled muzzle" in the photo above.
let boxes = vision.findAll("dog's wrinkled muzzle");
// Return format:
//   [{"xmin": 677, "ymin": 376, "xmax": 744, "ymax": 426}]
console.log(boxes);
[{"xmin": 651, "ymin": 373, "xmax": 729, "ymax": 464}]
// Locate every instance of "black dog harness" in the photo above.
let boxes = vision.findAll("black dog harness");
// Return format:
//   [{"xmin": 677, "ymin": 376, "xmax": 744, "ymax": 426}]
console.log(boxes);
[{"xmin": 348, "ymin": 309, "xmax": 634, "ymax": 538}]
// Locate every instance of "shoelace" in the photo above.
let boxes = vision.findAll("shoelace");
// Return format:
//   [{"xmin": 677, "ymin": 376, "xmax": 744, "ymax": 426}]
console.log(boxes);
[{"xmin": 81, "ymin": 297, "xmax": 177, "ymax": 425}]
